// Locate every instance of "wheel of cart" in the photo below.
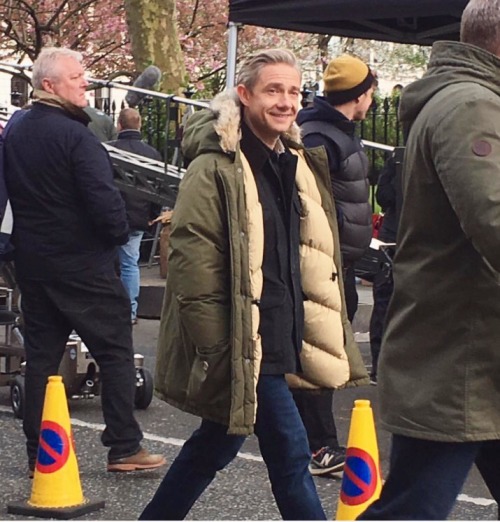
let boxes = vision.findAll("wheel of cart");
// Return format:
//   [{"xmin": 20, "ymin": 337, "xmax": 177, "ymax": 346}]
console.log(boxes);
[
  {"xmin": 0, "ymin": 259, "xmax": 156, "ymax": 415},
  {"xmin": 134, "ymin": 358, "xmax": 153, "ymax": 410},
  {"xmin": 10, "ymin": 373, "xmax": 25, "ymax": 419},
  {"xmin": 0, "ymin": 280, "xmax": 25, "ymax": 418}
]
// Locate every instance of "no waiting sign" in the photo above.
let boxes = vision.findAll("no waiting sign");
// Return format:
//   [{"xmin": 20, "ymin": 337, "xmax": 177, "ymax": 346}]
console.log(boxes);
[
  {"xmin": 340, "ymin": 447, "xmax": 379, "ymax": 506},
  {"xmin": 36, "ymin": 420, "xmax": 70, "ymax": 474}
]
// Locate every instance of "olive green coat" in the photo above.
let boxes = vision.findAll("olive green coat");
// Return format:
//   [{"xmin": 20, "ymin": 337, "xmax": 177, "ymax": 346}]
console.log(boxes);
[
  {"xmin": 379, "ymin": 41, "xmax": 500, "ymax": 441},
  {"xmin": 155, "ymin": 92, "xmax": 368, "ymax": 435}
]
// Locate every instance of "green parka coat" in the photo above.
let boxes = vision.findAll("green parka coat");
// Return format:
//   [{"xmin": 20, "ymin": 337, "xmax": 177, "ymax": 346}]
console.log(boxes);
[
  {"xmin": 154, "ymin": 91, "xmax": 368, "ymax": 436},
  {"xmin": 378, "ymin": 41, "xmax": 500, "ymax": 441}
]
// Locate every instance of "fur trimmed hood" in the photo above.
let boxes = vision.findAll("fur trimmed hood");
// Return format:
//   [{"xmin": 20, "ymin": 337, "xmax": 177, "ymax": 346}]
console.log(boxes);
[{"xmin": 182, "ymin": 89, "xmax": 302, "ymax": 161}]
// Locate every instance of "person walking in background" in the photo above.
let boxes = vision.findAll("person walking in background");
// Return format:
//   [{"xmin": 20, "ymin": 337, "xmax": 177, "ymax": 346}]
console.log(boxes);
[
  {"xmin": 360, "ymin": 0, "xmax": 500, "ymax": 518},
  {"xmin": 107, "ymin": 108, "xmax": 162, "ymax": 324},
  {"xmin": 299, "ymin": 54, "xmax": 374, "ymax": 323},
  {"xmin": 4, "ymin": 47, "xmax": 165, "ymax": 477},
  {"xmin": 293, "ymin": 55, "xmax": 375, "ymax": 477},
  {"xmin": 368, "ymin": 153, "xmax": 400, "ymax": 384},
  {"xmin": 140, "ymin": 48, "xmax": 362, "ymax": 520},
  {"xmin": 84, "ymin": 104, "xmax": 117, "ymax": 142}
]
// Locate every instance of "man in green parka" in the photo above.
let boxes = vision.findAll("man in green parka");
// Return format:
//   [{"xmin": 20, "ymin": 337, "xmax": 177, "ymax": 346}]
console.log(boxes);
[
  {"xmin": 360, "ymin": 0, "xmax": 500, "ymax": 519},
  {"xmin": 140, "ymin": 49, "xmax": 367, "ymax": 520}
]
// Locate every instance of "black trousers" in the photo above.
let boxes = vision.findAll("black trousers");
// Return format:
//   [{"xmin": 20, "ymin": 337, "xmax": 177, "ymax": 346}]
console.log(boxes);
[
  {"xmin": 18, "ymin": 272, "xmax": 143, "ymax": 466},
  {"xmin": 368, "ymin": 257, "xmax": 394, "ymax": 380},
  {"xmin": 343, "ymin": 263, "xmax": 358, "ymax": 323},
  {"xmin": 292, "ymin": 388, "xmax": 339, "ymax": 452}
]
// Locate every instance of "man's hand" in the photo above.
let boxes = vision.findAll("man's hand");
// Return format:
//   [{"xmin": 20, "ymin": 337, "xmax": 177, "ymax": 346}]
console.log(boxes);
[{"xmin": 149, "ymin": 209, "xmax": 174, "ymax": 226}]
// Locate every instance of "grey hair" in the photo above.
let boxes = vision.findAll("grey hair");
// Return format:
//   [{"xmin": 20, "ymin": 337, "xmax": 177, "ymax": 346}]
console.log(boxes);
[
  {"xmin": 460, "ymin": 0, "xmax": 500, "ymax": 55},
  {"xmin": 32, "ymin": 47, "xmax": 84, "ymax": 90},
  {"xmin": 236, "ymin": 49, "xmax": 301, "ymax": 91}
]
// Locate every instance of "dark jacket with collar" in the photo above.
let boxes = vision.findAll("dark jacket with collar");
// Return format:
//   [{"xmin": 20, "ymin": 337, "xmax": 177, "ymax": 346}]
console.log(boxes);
[
  {"xmin": 5, "ymin": 99, "xmax": 129, "ymax": 280},
  {"xmin": 107, "ymin": 130, "xmax": 162, "ymax": 230},
  {"xmin": 298, "ymin": 96, "xmax": 372, "ymax": 264},
  {"xmin": 240, "ymin": 122, "xmax": 303, "ymax": 375}
]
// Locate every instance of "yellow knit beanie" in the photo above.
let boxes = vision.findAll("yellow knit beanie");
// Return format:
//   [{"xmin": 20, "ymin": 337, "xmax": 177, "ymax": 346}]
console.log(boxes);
[{"xmin": 323, "ymin": 54, "xmax": 375, "ymax": 104}]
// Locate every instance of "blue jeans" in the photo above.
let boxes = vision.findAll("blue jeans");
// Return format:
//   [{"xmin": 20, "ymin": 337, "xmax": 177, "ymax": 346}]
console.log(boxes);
[
  {"xmin": 118, "ymin": 230, "xmax": 144, "ymax": 320},
  {"xmin": 140, "ymin": 375, "xmax": 326, "ymax": 520},
  {"xmin": 358, "ymin": 434, "xmax": 500, "ymax": 520}
]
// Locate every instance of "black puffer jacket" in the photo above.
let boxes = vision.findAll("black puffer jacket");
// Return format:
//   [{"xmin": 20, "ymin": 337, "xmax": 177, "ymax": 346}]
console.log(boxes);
[
  {"xmin": 107, "ymin": 130, "xmax": 162, "ymax": 230},
  {"xmin": 5, "ymin": 100, "xmax": 129, "ymax": 281},
  {"xmin": 298, "ymin": 96, "xmax": 372, "ymax": 264}
]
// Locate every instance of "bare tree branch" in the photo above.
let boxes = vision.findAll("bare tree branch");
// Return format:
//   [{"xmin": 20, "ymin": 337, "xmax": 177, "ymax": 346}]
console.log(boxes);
[
  {"xmin": 44, "ymin": 0, "xmax": 70, "ymax": 30},
  {"xmin": 188, "ymin": 0, "xmax": 200, "ymax": 32},
  {"xmin": 196, "ymin": 63, "xmax": 225, "ymax": 82},
  {"xmin": 54, "ymin": 0, "xmax": 100, "ymax": 30}
]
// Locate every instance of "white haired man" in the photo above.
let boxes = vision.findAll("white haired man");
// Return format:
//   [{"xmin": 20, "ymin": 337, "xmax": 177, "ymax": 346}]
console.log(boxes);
[{"xmin": 5, "ymin": 47, "xmax": 165, "ymax": 476}]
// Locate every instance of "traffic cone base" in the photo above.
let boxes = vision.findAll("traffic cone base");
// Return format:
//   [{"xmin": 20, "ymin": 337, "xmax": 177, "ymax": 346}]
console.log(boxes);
[
  {"xmin": 7, "ymin": 375, "xmax": 104, "ymax": 518},
  {"xmin": 7, "ymin": 499, "xmax": 106, "ymax": 520}
]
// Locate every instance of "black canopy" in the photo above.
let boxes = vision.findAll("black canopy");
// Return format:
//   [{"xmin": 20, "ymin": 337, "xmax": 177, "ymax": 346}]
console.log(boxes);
[{"xmin": 228, "ymin": 0, "xmax": 469, "ymax": 45}]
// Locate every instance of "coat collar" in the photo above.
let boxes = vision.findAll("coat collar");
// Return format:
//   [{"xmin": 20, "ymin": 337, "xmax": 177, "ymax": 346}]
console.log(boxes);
[
  {"xmin": 117, "ymin": 129, "xmax": 142, "ymax": 140},
  {"xmin": 32, "ymin": 89, "xmax": 90, "ymax": 124}
]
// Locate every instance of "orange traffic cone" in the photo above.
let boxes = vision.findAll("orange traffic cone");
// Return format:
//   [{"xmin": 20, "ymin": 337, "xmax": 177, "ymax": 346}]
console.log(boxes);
[
  {"xmin": 336, "ymin": 399, "xmax": 382, "ymax": 520},
  {"xmin": 8, "ymin": 375, "xmax": 105, "ymax": 519}
]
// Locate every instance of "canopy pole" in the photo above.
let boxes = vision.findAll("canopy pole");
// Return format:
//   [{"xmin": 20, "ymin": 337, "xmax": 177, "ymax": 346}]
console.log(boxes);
[{"xmin": 226, "ymin": 22, "xmax": 239, "ymax": 89}]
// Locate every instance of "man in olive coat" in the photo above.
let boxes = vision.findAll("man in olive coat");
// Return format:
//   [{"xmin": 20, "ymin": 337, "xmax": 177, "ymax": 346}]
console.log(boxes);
[
  {"xmin": 360, "ymin": 0, "xmax": 500, "ymax": 518},
  {"xmin": 140, "ymin": 49, "xmax": 366, "ymax": 521}
]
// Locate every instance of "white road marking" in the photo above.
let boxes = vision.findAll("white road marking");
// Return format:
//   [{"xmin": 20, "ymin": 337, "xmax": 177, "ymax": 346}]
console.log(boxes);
[
  {"xmin": 70, "ymin": 417, "xmax": 264, "ymax": 462},
  {"xmin": 457, "ymin": 494, "xmax": 495, "ymax": 507},
  {"xmin": 0, "ymin": 405, "xmax": 496, "ymax": 505},
  {"xmin": 0, "ymin": 405, "xmax": 263, "ymax": 463}
]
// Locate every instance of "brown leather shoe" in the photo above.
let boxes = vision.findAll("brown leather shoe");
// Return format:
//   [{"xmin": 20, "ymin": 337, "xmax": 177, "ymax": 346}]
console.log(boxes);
[{"xmin": 107, "ymin": 447, "xmax": 166, "ymax": 472}]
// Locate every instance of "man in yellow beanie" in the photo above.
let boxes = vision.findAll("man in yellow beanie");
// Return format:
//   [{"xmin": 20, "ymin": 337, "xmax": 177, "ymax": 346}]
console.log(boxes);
[{"xmin": 294, "ymin": 54, "xmax": 376, "ymax": 477}]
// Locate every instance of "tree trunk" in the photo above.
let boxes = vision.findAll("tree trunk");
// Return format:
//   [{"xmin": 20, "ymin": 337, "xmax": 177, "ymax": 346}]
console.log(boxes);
[{"xmin": 124, "ymin": 0, "xmax": 186, "ymax": 92}]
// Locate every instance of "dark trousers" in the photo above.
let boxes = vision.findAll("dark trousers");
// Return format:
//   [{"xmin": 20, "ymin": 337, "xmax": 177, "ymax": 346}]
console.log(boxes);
[
  {"xmin": 19, "ymin": 273, "xmax": 143, "ymax": 466},
  {"xmin": 343, "ymin": 263, "xmax": 358, "ymax": 323},
  {"xmin": 292, "ymin": 388, "xmax": 339, "ymax": 452},
  {"xmin": 368, "ymin": 256, "xmax": 394, "ymax": 380},
  {"xmin": 359, "ymin": 435, "xmax": 500, "ymax": 520},
  {"xmin": 140, "ymin": 375, "xmax": 326, "ymax": 521}
]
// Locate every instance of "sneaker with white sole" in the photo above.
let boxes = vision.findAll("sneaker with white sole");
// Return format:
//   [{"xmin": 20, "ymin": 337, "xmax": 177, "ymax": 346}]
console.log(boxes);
[{"xmin": 309, "ymin": 445, "xmax": 346, "ymax": 476}]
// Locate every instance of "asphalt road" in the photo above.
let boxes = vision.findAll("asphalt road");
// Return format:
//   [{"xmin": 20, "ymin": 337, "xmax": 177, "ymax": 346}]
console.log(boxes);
[{"xmin": 0, "ymin": 314, "xmax": 497, "ymax": 520}]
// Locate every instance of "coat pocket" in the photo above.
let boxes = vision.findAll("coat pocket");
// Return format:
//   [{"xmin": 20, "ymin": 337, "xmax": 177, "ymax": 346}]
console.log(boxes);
[{"xmin": 186, "ymin": 341, "xmax": 231, "ymax": 409}]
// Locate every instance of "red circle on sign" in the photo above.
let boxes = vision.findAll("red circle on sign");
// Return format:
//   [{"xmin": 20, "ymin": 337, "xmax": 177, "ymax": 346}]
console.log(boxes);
[
  {"xmin": 36, "ymin": 420, "xmax": 70, "ymax": 474},
  {"xmin": 340, "ymin": 447, "xmax": 378, "ymax": 506}
]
